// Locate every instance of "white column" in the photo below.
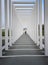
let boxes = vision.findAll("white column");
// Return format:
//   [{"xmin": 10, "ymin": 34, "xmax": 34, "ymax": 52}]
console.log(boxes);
[
  {"xmin": 0, "ymin": 0, "xmax": 2, "ymax": 56},
  {"xmin": 5, "ymin": 0, "xmax": 9, "ymax": 50},
  {"xmin": 36, "ymin": 0, "xmax": 40, "ymax": 46},
  {"xmin": 11, "ymin": 1, "xmax": 13, "ymax": 44},
  {"xmin": 44, "ymin": 0, "xmax": 48, "ymax": 56},
  {"xmin": 39, "ymin": 0, "xmax": 43, "ymax": 49},
  {"xmin": 9, "ymin": 0, "xmax": 12, "ymax": 46},
  {"xmin": 33, "ymin": 4, "xmax": 37, "ymax": 44},
  {"xmin": 31, "ymin": 8, "xmax": 35, "ymax": 42},
  {"xmin": 32, "ymin": 5, "xmax": 36, "ymax": 43}
]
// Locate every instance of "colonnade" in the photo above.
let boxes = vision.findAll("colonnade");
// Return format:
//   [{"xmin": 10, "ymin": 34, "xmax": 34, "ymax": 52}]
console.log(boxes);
[
  {"xmin": 0, "ymin": 0, "xmax": 12, "ymax": 56},
  {"xmin": 0, "ymin": 0, "xmax": 48, "ymax": 56},
  {"xmin": 33, "ymin": 0, "xmax": 43, "ymax": 49}
]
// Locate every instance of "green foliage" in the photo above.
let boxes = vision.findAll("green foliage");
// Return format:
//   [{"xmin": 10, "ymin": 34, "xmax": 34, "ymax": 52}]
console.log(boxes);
[
  {"xmin": 42, "ymin": 25, "xmax": 44, "ymax": 36},
  {"xmin": 2, "ymin": 29, "xmax": 5, "ymax": 36},
  {"xmin": 2, "ymin": 29, "xmax": 10, "ymax": 36},
  {"xmin": 8, "ymin": 30, "xmax": 9, "ymax": 36},
  {"xmin": 38, "ymin": 24, "xmax": 44, "ymax": 36}
]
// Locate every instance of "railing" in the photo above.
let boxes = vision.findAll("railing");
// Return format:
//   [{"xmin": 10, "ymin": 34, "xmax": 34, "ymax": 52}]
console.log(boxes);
[
  {"xmin": 38, "ymin": 36, "xmax": 45, "ymax": 49},
  {"xmin": 2, "ymin": 36, "xmax": 10, "ymax": 55}
]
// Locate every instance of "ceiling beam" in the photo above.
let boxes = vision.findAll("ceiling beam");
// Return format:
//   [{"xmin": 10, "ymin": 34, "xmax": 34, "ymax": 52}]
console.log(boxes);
[
  {"xmin": 15, "ymin": 8, "xmax": 33, "ymax": 10},
  {"xmin": 12, "ymin": 2, "xmax": 35, "ymax": 4},
  {"xmin": 15, "ymin": 6, "xmax": 33, "ymax": 8},
  {"xmin": 15, "ymin": 12, "xmax": 32, "ymax": 13}
]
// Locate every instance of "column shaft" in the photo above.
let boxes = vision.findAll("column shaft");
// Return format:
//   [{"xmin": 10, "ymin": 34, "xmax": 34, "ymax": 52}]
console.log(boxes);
[
  {"xmin": 9, "ymin": 0, "xmax": 12, "ymax": 46},
  {"xmin": 36, "ymin": 0, "xmax": 40, "ymax": 46},
  {"xmin": 44, "ymin": 0, "xmax": 48, "ymax": 56},
  {"xmin": 33, "ymin": 4, "xmax": 37, "ymax": 44},
  {"xmin": 0, "ymin": 0, "xmax": 2, "ymax": 56},
  {"xmin": 5, "ymin": 0, "xmax": 9, "ymax": 50},
  {"xmin": 39, "ymin": 0, "xmax": 43, "ymax": 49}
]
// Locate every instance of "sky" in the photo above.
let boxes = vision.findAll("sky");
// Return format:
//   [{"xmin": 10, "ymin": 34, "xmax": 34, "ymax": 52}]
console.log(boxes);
[
  {"xmin": 42, "ymin": 0, "xmax": 44, "ymax": 24},
  {"xmin": 2, "ymin": 0, "xmax": 44, "ymax": 28}
]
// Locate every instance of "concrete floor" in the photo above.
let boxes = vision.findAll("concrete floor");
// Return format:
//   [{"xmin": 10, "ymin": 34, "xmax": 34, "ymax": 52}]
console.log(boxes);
[
  {"xmin": 0, "ymin": 33, "xmax": 48, "ymax": 65},
  {"xmin": 0, "ymin": 56, "xmax": 48, "ymax": 65}
]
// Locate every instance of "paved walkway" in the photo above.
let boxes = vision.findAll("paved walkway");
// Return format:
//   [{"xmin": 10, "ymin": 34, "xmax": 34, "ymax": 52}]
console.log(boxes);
[
  {"xmin": 4, "ymin": 33, "xmax": 44, "ymax": 55},
  {"xmin": 0, "ymin": 33, "xmax": 48, "ymax": 65}
]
